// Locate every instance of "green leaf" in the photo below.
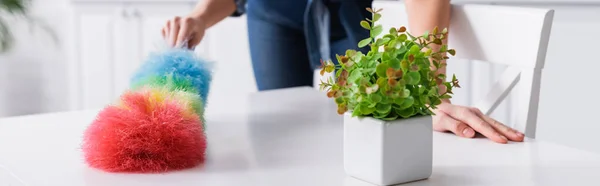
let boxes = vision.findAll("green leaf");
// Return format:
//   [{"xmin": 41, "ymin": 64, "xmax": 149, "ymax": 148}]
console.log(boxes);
[
  {"xmin": 437, "ymin": 73, "xmax": 446, "ymax": 80},
  {"xmin": 409, "ymin": 45, "xmax": 421, "ymax": 54},
  {"xmin": 393, "ymin": 97, "xmax": 405, "ymax": 105},
  {"xmin": 440, "ymin": 94, "xmax": 452, "ymax": 99},
  {"xmin": 360, "ymin": 21, "xmax": 370, "ymax": 29},
  {"xmin": 431, "ymin": 97, "xmax": 442, "ymax": 106},
  {"xmin": 398, "ymin": 34, "xmax": 407, "ymax": 42},
  {"xmin": 422, "ymin": 31, "xmax": 429, "ymax": 39},
  {"xmin": 375, "ymin": 38, "xmax": 385, "ymax": 46},
  {"xmin": 401, "ymin": 59, "xmax": 409, "ymax": 71},
  {"xmin": 448, "ymin": 49, "xmax": 456, "ymax": 56},
  {"xmin": 376, "ymin": 63, "xmax": 389, "ymax": 78},
  {"xmin": 418, "ymin": 58, "xmax": 430, "ymax": 70},
  {"xmin": 373, "ymin": 112, "xmax": 386, "ymax": 119},
  {"xmin": 352, "ymin": 51, "xmax": 365, "ymax": 62},
  {"xmin": 335, "ymin": 97, "xmax": 344, "ymax": 104},
  {"xmin": 440, "ymin": 45, "xmax": 447, "ymax": 52},
  {"xmin": 389, "ymin": 58, "xmax": 400, "ymax": 69},
  {"xmin": 396, "ymin": 45, "xmax": 407, "ymax": 55},
  {"xmin": 417, "ymin": 108, "xmax": 427, "ymax": 115},
  {"xmin": 358, "ymin": 38, "xmax": 372, "ymax": 48},
  {"xmin": 397, "ymin": 79, "xmax": 406, "ymax": 87},
  {"xmin": 371, "ymin": 25, "xmax": 383, "ymax": 37},
  {"xmin": 400, "ymin": 96, "xmax": 414, "ymax": 109},
  {"xmin": 336, "ymin": 68, "xmax": 343, "ymax": 77},
  {"xmin": 361, "ymin": 105, "xmax": 376, "ymax": 115},
  {"xmin": 381, "ymin": 37, "xmax": 391, "ymax": 44},
  {"xmin": 364, "ymin": 67, "xmax": 376, "ymax": 75},
  {"xmin": 388, "ymin": 39, "xmax": 397, "ymax": 49},
  {"xmin": 343, "ymin": 90, "xmax": 352, "ymax": 97},
  {"xmin": 418, "ymin": 86, "xmax": 426, "ymax": 94},
  {"xmin": 383, "ymin": 34, "xmax": 394, "ymax": 40},
  {"xmin": 352, "ymin": 106, "xmax": 362, "ymax": 116},
  {"xmin": 346, "ymin": 49, "xmax": 357, "ymax": 57},
  {"xmin": 389, "ymin": 27, "xmax": 398, "ymax": 35},
  {"xmin": 442, "ymin": 27, "xmax": 448, "ymax": 34},
  {"xmin": 373, "ymin": 13, "xmax": 382, "ymax": 22},
  {"xmin": 377, "ymin": 77, "xmax": 387, "ymax": 88},
  {"xmin": 382, "ymin": 52, "xmax": 391, "ymax": 61},
  {"xmin": 444, "ymin": 82, "xmax": 452, "ymax": 90},
  {"xmin": 368, "ymin": 101, "xmax": 377, "ymax": 108},
  {"xmin": 376, "ymin": 103, "xmax": 392, "ymax": 114},
  {"xmin": 392, "ymin": 83, "xmax": 404, "ymax": 91},
  {"xmin": 372, "ymin": 52, "xmax": 383, "ymax": 61},
  {"xmin": 380, "ymin": 95, "xmax": 392, "ymax": 104},
  {"xmin": 420, "ymin": 96, "xmax": 428, "ymax": 105},
  {"xmin": 370, "ymin": 93, "xmax": 382, "ymax": 103},
  {"xmin": 428, "ymin": 88, "xmax": 438, "ymax": 96},
  {"xmin": 401, "ymin": 88, "xmax": 410, "ymax": 98},
  {"xmin": 348, "ymin": 69, "xmax": 363, "ymax": 83},
  {"xmin": 406, "ymin": 71, "xmax": 421, "ymax": 85},
  {"xmin": 397, "ymin": 107, "xmax": 415, "ymax": 118}
]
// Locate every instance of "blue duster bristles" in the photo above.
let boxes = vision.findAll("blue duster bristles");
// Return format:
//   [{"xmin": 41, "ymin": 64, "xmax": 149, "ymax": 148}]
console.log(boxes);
[{"xmin": 130, "ymin": 48, "xmax": 213, "ymax": 106}]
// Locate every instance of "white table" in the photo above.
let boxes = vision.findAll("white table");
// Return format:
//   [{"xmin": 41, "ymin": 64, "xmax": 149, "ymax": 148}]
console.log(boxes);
[{"xmin": 1, "ymin": 87, "xmax": 600, "ymax": 186}]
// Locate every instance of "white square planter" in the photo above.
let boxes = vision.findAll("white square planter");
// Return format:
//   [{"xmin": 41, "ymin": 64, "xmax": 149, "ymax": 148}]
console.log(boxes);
[{"xmin": 343, "ymin": 112, "xmax": 432, "ymax": 185}]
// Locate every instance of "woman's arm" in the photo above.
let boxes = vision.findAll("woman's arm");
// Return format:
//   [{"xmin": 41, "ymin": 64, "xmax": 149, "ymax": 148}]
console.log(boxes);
[
  {"xmin": 163, "ymin": 0, "xmax": 237, "ymax": 47},
  {"xmin": 404, "ymin": 0, "xmax": 525, "ymax": 143},
  {"xmin": 188, "ymin": 0, "xmax": 237, "ymax": 29},
  {"xmin": 405, "ymin": 0, "xmax": 451, "ymax": 94}
]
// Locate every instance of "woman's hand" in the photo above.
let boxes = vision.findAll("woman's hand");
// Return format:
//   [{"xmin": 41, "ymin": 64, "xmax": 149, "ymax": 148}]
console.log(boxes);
[
  {"xmin": 161, "ymin": 16, "xmax": 207, "ymax": 49},
  {"xmin": 432, "ymin": 100, "xmax": 525, "ymax": 143}
]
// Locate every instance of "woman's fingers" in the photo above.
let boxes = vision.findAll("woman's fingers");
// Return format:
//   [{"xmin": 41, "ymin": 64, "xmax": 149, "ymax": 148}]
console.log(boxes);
[
  {"xmin": 168, "ymin": 17, "xmax": 182, "ymax": 46},
  {"xmin": 471, "ymin": 108, "xmax": 525, "ymax": 142},
  {"xmin": 177, "ymin": 17, "xmax": 193, "ymax": 47},
  {"xmin": 188, "ymin": 34, "xmax": 203, "ymax": 49},
  {"xmin": 435, "ymin": 112, "xmax": 475, "ymax": 138},
  {"xmin": 446, "ymin": 106, "xmax": 508, "ymax": 143},
  {"xmin": 163, "ymin": 20, "xmax": 171, "ymax": 39},
  {"xmin": 163, "ymin": 16, "xmax": 203, "ymax": 48}
]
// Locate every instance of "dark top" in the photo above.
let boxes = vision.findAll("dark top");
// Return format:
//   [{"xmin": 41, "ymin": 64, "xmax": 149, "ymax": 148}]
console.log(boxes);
[{"xmin": 230, "ymin": 0, "xmax": 375, "ymax": 66}]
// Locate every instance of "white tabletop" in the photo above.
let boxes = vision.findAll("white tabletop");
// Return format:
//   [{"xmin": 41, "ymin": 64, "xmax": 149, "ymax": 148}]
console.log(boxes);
[{"xmin": 1, "ymin": 86, "xmax": 600, "ymax": 186}]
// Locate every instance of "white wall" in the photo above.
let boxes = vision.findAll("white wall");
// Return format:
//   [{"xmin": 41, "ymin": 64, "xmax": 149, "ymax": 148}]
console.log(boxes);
[
  {"xmin": 0, "ymin": 0, "xmax": 71, "ymax": 117},
  {"xmin": 203, "ymin": 15, "xmax": 257, "ymax": 115}
]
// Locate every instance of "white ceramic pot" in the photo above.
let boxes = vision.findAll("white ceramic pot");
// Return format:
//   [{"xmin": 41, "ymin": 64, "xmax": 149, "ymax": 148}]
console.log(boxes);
[{"xmin": 343, "ymin": 112, "xmax": 432, "ymax": 186}]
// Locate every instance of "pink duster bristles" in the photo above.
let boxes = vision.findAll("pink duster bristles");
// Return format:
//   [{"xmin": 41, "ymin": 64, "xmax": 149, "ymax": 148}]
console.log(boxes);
[{"xmin": 83, "ymin": 91, "xmax": 206, "ymax": 173}]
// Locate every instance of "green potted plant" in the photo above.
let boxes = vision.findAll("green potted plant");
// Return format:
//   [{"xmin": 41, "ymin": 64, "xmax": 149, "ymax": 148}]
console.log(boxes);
[{"xmin": 319, "ymin": 8, "xmax": 460, "ymax": 186}]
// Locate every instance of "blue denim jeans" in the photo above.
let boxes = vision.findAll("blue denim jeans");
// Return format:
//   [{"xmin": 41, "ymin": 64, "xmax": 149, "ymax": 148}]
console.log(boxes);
[{"xmin": 246, "ymin": 0, "xmax": 372, "ymax": 91}]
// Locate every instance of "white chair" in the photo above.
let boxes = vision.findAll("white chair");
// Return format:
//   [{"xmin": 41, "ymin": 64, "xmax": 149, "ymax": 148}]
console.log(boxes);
[{"xmin": 370, "ymin": 2, "xmax": 554, "ymax": 138}]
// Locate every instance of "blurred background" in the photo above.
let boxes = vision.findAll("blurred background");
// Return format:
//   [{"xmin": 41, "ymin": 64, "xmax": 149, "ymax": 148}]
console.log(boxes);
[{"xmin": 0, "ymin": 0, "xmax": 598, "ymax": 154}]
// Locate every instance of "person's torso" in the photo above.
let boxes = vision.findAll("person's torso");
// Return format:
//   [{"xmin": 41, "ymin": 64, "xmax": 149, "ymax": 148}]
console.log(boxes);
[{"xmin": 247, "ymin": 0, "xmax": 372, "ymax": 32}]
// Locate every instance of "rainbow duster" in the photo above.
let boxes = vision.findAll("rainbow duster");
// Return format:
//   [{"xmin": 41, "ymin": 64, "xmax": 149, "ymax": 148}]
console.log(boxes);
[{"xmin": 82, "ymin": 48, "xmax": 212, "ymax": 173}]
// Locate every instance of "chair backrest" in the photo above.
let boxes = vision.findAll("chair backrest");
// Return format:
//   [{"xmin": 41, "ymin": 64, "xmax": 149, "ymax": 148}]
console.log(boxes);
[{"xmin": 374, "ymin": 2, "xmax": 554, "ymax": 138}]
